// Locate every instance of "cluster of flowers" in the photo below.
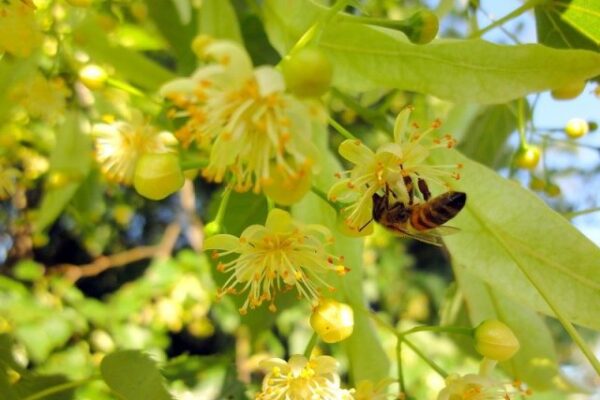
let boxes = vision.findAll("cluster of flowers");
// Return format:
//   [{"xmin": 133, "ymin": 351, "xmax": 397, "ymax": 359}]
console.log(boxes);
[{"xmin": 86, "ymin": 35, "xmax": 524, "ymax": 399}]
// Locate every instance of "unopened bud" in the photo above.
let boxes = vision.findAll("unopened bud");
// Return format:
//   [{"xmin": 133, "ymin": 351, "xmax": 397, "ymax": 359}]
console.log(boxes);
[
  {"xmin": 403, "ymin": 10, "xmax": 439, "ymax": 44},
  {"xmin": 133, "ymin": 153, "xmax": 184, "ymax": 200},
  {"xmin": 474, "ymin": 320, "xmax": 520, "ymax": 361},
  {"xmin": 282, "ymin": 47, "xmax": 333, "ymax": 98},
  {"xmin": 79, "ymin": 64, "xmax": 108, "ymax": 90},
  {"xmin": 551, "ymin": 80, "xmax": 586, "ymax": 100},
  {"xmin": 565, "ymin": 118, "xmax": 589, "ymax": 139},
  {"xmin": 310, "ymin": 298, "xmax": 354, "ymax": 343}
]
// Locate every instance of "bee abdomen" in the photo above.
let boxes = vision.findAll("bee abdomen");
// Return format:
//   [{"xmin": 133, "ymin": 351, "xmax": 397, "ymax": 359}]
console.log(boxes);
[{"xmin": 411, "ymin": 191, "xmax": 467, "ymax": 231}]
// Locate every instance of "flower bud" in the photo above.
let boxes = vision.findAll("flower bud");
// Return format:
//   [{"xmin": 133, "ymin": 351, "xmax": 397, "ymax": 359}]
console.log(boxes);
[
  {"xmin": 545, "ymin": 182, "xmax": 561, "ymax": 197},
  {"xmin": 565, "ymin": 118, "xmax": 589, "ymax": 139},
  {"xmin": 79, "ymin": 64, "xmax": 108, "ymax": 90},
  {"xmin": 203, "ymin": 221, "xmax": 221, "ymax": 237},
  {"xmin": 551, "ymin": 80, "xmax": 586, "ymax": 100},
  {"xmin": 133, "ymin": 153, "xmax": 184, "ymax": 200},
  {"xmin": 310, "ymin": 298, "xmax": 354, "ymax": 343},
  {"xmin": 514, "ymin": 145, "xmax": 540, "ymax": 170},
  {"xmin": 263, "ymin": 162, "xmax": 312, "ymax": 206},
  {"xmin": 474, "ymin": 320, "xmax": 520, "ymax": 361},
  {"xmin": 403, "ymin": 10, "xmax": 439, "ymax": 44},
  {"xmin": 282, "ymin": 47, "xmax": 333, "ymax": 98}
]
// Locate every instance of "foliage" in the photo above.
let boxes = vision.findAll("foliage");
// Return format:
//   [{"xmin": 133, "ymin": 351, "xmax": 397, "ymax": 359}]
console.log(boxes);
[{"xmin": 0, "ymin": 0, "xmax": 599, "ymax": 399}]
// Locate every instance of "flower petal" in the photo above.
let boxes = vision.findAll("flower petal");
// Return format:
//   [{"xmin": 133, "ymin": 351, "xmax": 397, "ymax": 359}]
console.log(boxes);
[
  {"xmin": 264, "ymin": 208, "xmax": 294, "ymax": 233},
  {"xmin": 393, "ymin": 106, "xmax": 412, "ymax": 143},
  {"xmin": 254, "ymin": 66, "xmax": 285, "ymax": 97},
  {"xmin": 203, "ymin": 234, "xmax": 239, "ymax": 251},
  {"xmin": 338, "ymin": 139, "xmax": 374, "ymax": 165}
]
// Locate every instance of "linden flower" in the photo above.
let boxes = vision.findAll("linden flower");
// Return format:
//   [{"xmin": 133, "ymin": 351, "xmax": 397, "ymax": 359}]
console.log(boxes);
[
  {"xmin": 204, "ymin": 208, "xmax": 347, "ymax": 314},
  {"xmin": 0, "ymin": 0, "xmax": 42, "ymax": 58},
  {"xmin": 352, "ymin": 378, "xmax": 397, "ymax": 400},
  {"xmin": 256, "ymin": 355, "xmax": 352, "ymax": 400},
  {"xmin": 0, "ymin": 164, "xmax": 20, "ymax": 200},
  {"xmin": 10, "ymin": 74, "xmax": 70, "ymax": 122},
  {"xmin": 160, "ymin": 38, "xmax": 319, "ymax": 194},
  {"xmin": 93, "ymin": 112, "xmax": 178, "ymax": 184},
  {"xmin": 328, "ymin": 107, "xmax": 461, "ymax": 233},
  {"xmin": 437, "ymin": 374, "xmax": 516, "ymax": 400}
]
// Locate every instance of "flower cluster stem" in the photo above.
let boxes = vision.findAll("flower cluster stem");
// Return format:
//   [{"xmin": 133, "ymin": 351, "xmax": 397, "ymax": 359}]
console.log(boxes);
[
  {"xmin": 304, "ymin": 332, "xmax": 319, "ymax": 358},
  {"xmin": 469, "ymin": 0, "xmax": 547, "ymax": 38},
  {"xmin": 328, "ymin": 117, "xmax": 358, "ymax": 141}
]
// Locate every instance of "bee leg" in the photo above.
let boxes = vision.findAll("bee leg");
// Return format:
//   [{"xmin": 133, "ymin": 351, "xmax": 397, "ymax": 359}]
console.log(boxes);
[
  {"xmin": 403, "ymin": 176, "xmax": 415, "ymax": 205},
  {"xmin": 418, "ymin": 178, "xmax": 431, "ymax": 201},
  {"xmin": 358, "ymin": 218, "xmax": 373, "ymax": 232}
]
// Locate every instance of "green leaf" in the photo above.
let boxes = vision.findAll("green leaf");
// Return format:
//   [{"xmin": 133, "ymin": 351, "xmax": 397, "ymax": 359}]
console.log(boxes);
[
  {"xmin": 292, "ymin": 121, "xmax": 390, "ymax": 383},
  {"xmin": 240, "ymin": 14, "xmax": 281, "ymax": 66},
  {"xmin": 0, "ymin": 57, "xmax": 38, "ymax": 124},
  {"xmin": 12, "ymin": 260, "xmax": 44, "ymax": 282},
  {"xmin": 535, "ymin": 1, "xmax": 599, "ymax": 51},
  {"xmin": 454, "ymin": 265, "xmax": 559, "ymax": 390},
  {"xmin": 74, "ymin": 18, "xmax": 175, "ymax": 90},
  {"xmin": 457, "ymin": 101, "xmax": 520, "ymax": 168},
  {"xmin": 35, "ymin": 113, "xmax": 92, "ymax": 233},
  {"xmin": 100, "ymin": 350, "xmax": 174, "ymax": 400},
  {"xmin": 15, "ymin": 374, "xmax": 75, "ymax": 400},
  {"xmin": 199, "ymin": 0, "xmax": 243, "ymax": 43},
  {"xmin": 146, "ymin": 1, "xmax": 197, "ymax": 74},
  {"xmin": 435, "ymin": 149, "xmax": 600, "ymax": 331},
  {"xmin": 263, "ymin": 0, "xmax": 600, "ymax": 104}
]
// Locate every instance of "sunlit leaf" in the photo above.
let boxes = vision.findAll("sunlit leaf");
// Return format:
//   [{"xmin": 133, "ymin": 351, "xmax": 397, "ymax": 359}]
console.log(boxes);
[
  {"xmin": 147, "ymin": 1, "xmax": 197, "ymax": 74},
  {"xmin": 535, "ymin": 1, "xmax": 599, "ymax": 51},
  {"xmin": 74, "ymin": 18, "xmax": 175, "ymax": 90},
  {"xmin": 199, "ymin": 0, "xmax": 243, "ymax": 43},
  {"xmin": 100, "ymin": 350, "xmax": 174, "ymax": 400},
  {"xmin": 34, "ymin": 113, "xmax": 92, "ymax": 233},
  {"xmin": 263, "ymin": 0, "xmax": 600, "ymax": 104},
  {"xmin": 458, "ymin": 101, "xmax": 521, "ymax": 168},
  {"xmin": 455, "ymin": 265, "xmax": 560, "ymax": 390},
  {"xmin": 435, "ymin": 149, "xmax": 600, "ymax": 330}
]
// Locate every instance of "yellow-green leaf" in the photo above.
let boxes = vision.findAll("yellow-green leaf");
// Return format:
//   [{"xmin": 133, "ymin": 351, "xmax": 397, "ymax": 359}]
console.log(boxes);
[{"xmin": 435, "ymin": 149, "xmax": 600, "ymax": 331}]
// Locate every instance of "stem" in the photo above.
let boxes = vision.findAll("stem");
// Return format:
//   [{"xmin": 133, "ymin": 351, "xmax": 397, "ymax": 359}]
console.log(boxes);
[
  {"xmin": 478, "ymin": 358, "xmax": 498, "ymax": 377},
  {"xmin": 398, "ymin": 325, "xmax": 473, "ymax": 339},
  {"xmin": 469, "ymin": 0, "xmax": 546, "ymax": 38},
  {"xmin": 310, "ymin": 186, "xmax": 340, "ymax": 212},
  {"xmin": 266, "ymin": 196, "xmax": 275, "ymax": 212},
  {"xmin": 285, "ymin": 0, "xmax": 350, "ymax": 59},
  {"xmin": 403, "ymin": 338, "xmax": 448, "ymax": 378},
  {"xmin": 330, "ymin": 88, "xmax": 393, "ymax": 132},
  {"xmin": 328, "ymin": 117, "xmax": 358, "ymax": 141},
  {"xmin": 213, "ymin": 185, "xmax": 233, "ymax": 227},
  {"xmin": 517, "ymin": 98, "xmax": 527, "ymax": 148},
  {"xmin": 396, "ymin": 340, "xmax": 407, "ymax": 397},
  {"xmin": 180, "ymin": 158, "xmax": 208, "ymax": 170},
  {"xmin": 304, "ymin": 332, "xmax": 319, "ymax": 358},
  {"xmin": 23, "ymin": 376, "xmax": 100, "ymax": 400},
  {"xmin": 564, "ymin": 207, "xmax": 600, "ymax": 219}
]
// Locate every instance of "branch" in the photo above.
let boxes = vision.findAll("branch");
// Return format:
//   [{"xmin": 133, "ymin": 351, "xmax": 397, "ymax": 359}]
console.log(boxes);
[{"xmin": 51, "ymin": 223, "xmax": 181, "ymax": 282}]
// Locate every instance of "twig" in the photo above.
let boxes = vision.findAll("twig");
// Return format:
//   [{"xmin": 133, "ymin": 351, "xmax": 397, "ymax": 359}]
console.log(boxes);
[{"xmin": 51, "ymin": 223, "xmax": 181, "ymax": 282}]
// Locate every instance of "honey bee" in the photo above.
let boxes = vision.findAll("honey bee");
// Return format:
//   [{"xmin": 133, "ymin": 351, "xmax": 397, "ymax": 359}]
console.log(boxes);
[{"xmin": 367, "ymin": 180, "xmax": 467, "ymax": 246}]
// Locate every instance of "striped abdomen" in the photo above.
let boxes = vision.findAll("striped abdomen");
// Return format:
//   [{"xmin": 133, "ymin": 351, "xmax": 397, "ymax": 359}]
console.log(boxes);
[{"xmin": 410, "ymin": 191, "xmax": 466, "ymax": 231}]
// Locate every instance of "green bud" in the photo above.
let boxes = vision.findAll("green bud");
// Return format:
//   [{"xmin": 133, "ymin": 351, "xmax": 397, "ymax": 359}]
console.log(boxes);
[
  {"xmin": 404, "ymin": 10, "xmax": 439, "ymax": 44},
  {"xmin": 133, "ymin": 153, "xmax": 184, "ymax": 200},
  {"xmin": 474, "ymin": 320, "xmax": 520, "ymax": 362},
  {"xmin": 282, "ymin": 47, "xmax": 333, "ymax": 98}
]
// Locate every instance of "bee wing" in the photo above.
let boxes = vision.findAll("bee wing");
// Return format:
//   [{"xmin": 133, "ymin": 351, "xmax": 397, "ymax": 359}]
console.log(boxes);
[{"xmin": 391, "ymin": 225, "xmax": 460, "ymax": 246}]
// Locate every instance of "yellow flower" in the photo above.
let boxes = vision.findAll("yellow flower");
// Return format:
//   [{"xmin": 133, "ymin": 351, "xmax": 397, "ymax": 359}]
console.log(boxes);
[
  {"xmin": 256, "ymin": 355, "xmax": 353, "ymax": 400},
  {"xmin": 93, "ymin": 112, "xmax": 178, "ymax": 184},
  {"xmin": 0, "ymin": 0, "xmax": 42, "ymax": 58},
  {"xmin": 0, "ymin": 163, "xmax": 20, "ymax": 200},
  {"xmin": 328, "ymin": 107, "xmax": 461, "ymax": 234},
  {"xmin": 10, "ymin": 74, "xmax": 70, "ymax": 122},
  {"xmin": 204, "ymin": 208, "xmax": 347, "ymax": 314},
  {"xmin": 160, "ymin": 38, "xmax": 319, "ymax": 194},
  {"xmin": 351, "ymin": 378, "xmax": 396, "ymax": 400},
  {"xmin": 437, "ymin": 374, "xmax": 515, "ymax": 400}
]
